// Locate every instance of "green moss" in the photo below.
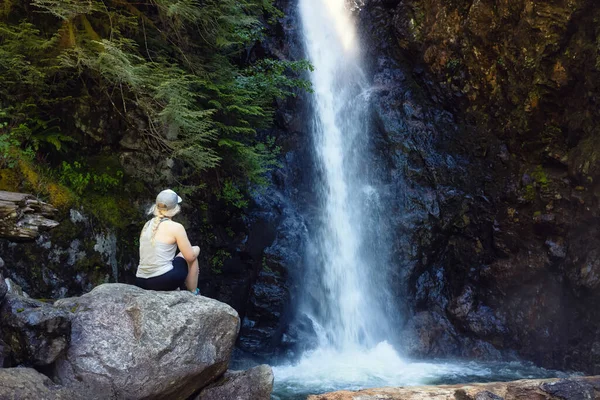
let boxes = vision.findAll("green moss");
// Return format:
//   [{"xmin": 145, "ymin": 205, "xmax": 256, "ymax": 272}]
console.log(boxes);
[
  {"xmin": 531, "ymin": 165, "xmax": 550, "ymax": 190},
  {"xmin": 533, "ymin": 211, "xmax": 542, "ymax": 217},
  {"xmin": 524, "ymin": 184, "xmax": 536, "ymax": 201},
  {"xmin": 82, "ymin": 194, "xmax": 139, "ymax": 230}
]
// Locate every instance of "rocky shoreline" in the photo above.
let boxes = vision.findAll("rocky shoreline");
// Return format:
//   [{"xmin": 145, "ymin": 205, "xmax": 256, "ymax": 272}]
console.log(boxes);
[{"xmin": 308, "ymin": 376, "xmax": 600, "ymax": 400}]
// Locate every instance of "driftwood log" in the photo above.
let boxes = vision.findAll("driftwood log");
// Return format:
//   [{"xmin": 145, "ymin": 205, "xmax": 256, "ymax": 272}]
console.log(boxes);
[{"xmin": 0, "ymin": 191, "xmax": 59, "ymax": 240}]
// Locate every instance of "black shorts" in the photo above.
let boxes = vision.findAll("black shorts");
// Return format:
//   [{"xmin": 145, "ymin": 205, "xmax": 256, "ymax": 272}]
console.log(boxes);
[{"xmin": 135, "ymin": 256, "xmax": 188, "ymax": 291}]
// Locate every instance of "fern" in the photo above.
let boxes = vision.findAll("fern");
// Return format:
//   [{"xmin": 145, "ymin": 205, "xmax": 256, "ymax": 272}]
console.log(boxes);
[
  {"xmin": 31, "ymin": 0, "xmax": 99, "ymax": 20},
  {"xmin": 1, "ymin": 0, "xmax": 312, "ymax": 201}
]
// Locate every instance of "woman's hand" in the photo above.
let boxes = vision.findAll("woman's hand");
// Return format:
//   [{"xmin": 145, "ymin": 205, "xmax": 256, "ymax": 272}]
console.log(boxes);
[{"xmin": 193, "ymin": 246, "xmax": 200, "ymax": 257}]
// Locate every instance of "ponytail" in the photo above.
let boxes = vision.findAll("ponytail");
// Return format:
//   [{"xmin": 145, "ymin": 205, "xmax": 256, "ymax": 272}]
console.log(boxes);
[{"xmin": 144, "ymin": 203, "xmax": 181, "ymax": 246}]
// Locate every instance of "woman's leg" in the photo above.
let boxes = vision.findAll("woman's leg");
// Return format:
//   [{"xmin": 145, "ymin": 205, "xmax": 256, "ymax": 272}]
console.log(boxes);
[{"xmin": 176, "ymin": 252, "xmax": 199, "ymax": 292}]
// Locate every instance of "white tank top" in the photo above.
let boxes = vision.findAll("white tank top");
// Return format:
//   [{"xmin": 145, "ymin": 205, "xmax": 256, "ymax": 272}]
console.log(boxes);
[{"xmin": 136, "ymin": 218, "xmax": 178, "ymax": 279}]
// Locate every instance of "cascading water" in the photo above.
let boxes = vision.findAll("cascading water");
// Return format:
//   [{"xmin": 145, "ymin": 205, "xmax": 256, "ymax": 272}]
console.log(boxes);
[
  {"xmin": 298, "ymin": 0, "xmax": 396, "ymax": 351},
  {"xmin": 270, "ymin": 1, "xmax": 566, "ymax": 398}
]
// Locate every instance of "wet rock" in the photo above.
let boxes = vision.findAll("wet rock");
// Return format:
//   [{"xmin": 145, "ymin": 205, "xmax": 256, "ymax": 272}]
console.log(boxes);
[
  {"xmin": 238, "ymin": 270, "xmax": 289, "ymax": 356},
  {"xmin": 4, "ymin": 277, "xmax": 27, "ymax": 297},
  {"xmin": 545, "ymin": 237, "xmax": 567, "ymax": 259},
  {"xmin": 0, "ymin": 293, "xmax": 70, "ymax": 367},
  {"xmin": 195, "ymin": 365, "xmax": 274, "ymax": 400},
  {"xmin": 236, "ymin": 190, "xmax": 308, "ymax": 358},
  {"xmin": 281, "ymin": 313, "xmax": 319, "ymax": 358},
  {"xmin": 53, "ymin": 284, "xmax": 240, "ymax": 400},
  {"xmin": 402, "ymin": 311, "xmax": 502, "ymax": 360},
  {"xmin": 448, "ymin": 287, "xmax": 508, "ymax": 341},
  {"xmin": 568, "ymin": 249, "xmax": 600, "ymax": 291},
  {"xmin": 402, "ymin": 311, "xmax": 460, "ymax": 357},
  {"xmin": 540, "ymin": 379, "xmax": 595, "ymax": 400},
  {"xmin": 0, "ymin": 274, "xmax": 7, "ymax": 302},
  {"xmin": 0, "ymin": 367, "xmax": 75, "ymax": 399}
]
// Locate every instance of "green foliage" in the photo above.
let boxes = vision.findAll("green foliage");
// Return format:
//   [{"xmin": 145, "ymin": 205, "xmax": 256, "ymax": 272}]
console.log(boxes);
[
  {"xmin": 218, "ymin": 179, "xmax": 249, "ymax": 209},
  {"xmin": 446, "ymin": 58, "xmax": 461, "ymax": 72},
  {"xmin": 0, "ymin": 124, "xmax": 19, "ymax": 168},
  {"xmin": 210, "ymin": 249, "xmax": 231, "ymax": 274},
  {"xmin": 0, "ymin": 0, "xmax": 311, "ymax": 219},
  {"xmin": 59, "ymin": 161, "xmax": 123, "ymax": 195}
]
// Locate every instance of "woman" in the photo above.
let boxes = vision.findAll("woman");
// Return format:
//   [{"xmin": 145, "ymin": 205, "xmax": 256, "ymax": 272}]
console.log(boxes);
[{"xmin": 135, "ymin": 189, "xmax": 200, "ymax": 294}]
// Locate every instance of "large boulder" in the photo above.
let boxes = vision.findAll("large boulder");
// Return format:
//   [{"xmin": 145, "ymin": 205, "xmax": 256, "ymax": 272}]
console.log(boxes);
[
  {"xmin": 53, "ymin": 284, "xmax": 240, "ymax": 400},
  {"xmin": 0, "ymin": 293, "xmax": 70, "ymax": 367},
  {"xmin": 0, "ymin": 367, "xmax": 75, "ymax": 399},
  {"xmin": 196, "ymin": 364, "xmax": 274, "ymax": 400}
]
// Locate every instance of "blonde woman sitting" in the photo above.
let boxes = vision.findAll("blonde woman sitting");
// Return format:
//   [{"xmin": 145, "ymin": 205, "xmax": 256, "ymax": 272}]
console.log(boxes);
[{"xmin": 135, "ymin": 189, "xmax": 200, "ymax": 294}]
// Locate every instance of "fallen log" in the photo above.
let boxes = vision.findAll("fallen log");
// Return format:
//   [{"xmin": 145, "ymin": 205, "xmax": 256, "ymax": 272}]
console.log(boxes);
[{"xmin": 0, "ymin": 191, "xmax": 59, "ymax": 240}]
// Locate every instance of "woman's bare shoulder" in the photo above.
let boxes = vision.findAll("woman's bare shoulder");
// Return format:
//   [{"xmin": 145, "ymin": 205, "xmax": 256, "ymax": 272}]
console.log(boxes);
[{"xmin": 164, "ymin": 220, "xmax": 185, "ymax": 232}]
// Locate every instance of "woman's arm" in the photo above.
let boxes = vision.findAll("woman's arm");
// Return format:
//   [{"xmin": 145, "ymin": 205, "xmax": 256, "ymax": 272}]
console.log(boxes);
[{"xmin": 173, "ymin": 224, "xmax": 198, "ymax": 263}]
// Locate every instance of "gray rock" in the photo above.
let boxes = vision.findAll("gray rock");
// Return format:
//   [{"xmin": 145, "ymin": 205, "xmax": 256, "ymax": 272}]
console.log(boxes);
[
  {"xmin": 196, "ymin": 365, "xmax": 274, "ymax": 400},
  {"xmin": 0, "ymin": 338, "xmax": 9, "ymax": 367},
  {"xmin": 4, "ymin": 278, "xmax": 27, "ymax": 297},
  {"xmin": 308, "ymin": 377, "xmax": 600, "ymax": 399},
  {"xmin": 0, "ymin": 274, "xmax": 7, "ymax": 302},
  {"xmin": 540, "ymin": 379, "xmax": 594, "ymax": 400},
  {"xmin": 53, "ymin": 283, "xmax": 240, "ymax": 400},
  {"xmin": 0, "ymin": 367, "xmax": 75, "ymax": 399},
  {"xmin": 0, "ymin": 293, "xmax": 70, "ymax": 367},
  {"xmin": 475, "ymin": 391, "xmax": 504, "ymax": 400}
]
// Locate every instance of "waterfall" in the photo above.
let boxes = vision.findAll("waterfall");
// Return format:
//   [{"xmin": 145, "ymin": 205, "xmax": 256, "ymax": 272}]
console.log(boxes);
[
  {"xmin": 271, "ymin": 2, "xmax": 566, "ymax": 397},
  {"xmin": 298, "ymin": 0, "xmax": 398, "ymax": 351}
]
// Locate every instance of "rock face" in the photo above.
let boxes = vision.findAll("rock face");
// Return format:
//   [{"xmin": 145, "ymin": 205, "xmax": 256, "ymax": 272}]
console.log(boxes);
[
  {"xmin": 0, "ymin": 274, "xmax": 7, "ymax": 302},
  {"xmin": 196, "ymin": 364, "xmax": 274, "ymax": 400},
  {"xmin": 0, "ymin": 367, "xmax": 75, "ymax": 399},
  {"xmin": 0, "ymin": 293, "xmax": 70, "ymax": 367},
  {"xmin": 359, "ymin": 0, "xmax": 600, "ymax": 374},
  {"xmin": 52, "ymin": 284, "xmax": 240, "ymax": 400},
  {"xmin": 308, "ymin": 376, "xmax": 600, "ymax": 400}
]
